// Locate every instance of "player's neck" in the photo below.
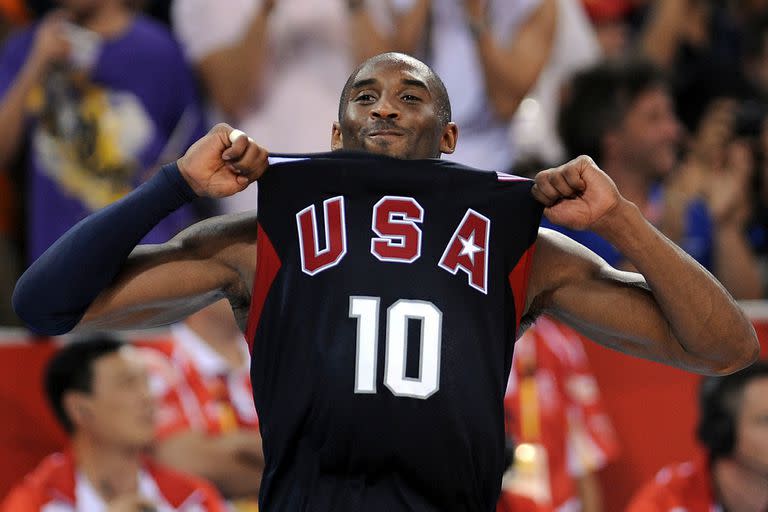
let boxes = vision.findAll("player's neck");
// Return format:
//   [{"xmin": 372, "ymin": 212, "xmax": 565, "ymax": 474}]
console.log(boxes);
[
  {"xmin": 713, "ymin": 458, "xmax": 768, "ymax": 512},
  {"xmin": 72, "ymin": 435, "xmax": 142, "ymax": 499}
]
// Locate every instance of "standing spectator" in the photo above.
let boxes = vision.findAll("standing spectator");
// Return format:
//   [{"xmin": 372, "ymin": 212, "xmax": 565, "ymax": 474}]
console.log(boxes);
[
  {"xmin": 512, "ymin": 0, "xmax": 603, "ymax": 168},
  {"xmin": 0, "ymin": 0, "xmax": 207, "ymax": 262},
  {"xmin": 348, "ymin": 0, "xmax": 557, "ymax": 172},
  {"xmin": 627, "ymin": 361, "xmax": 768, "ymax": 512},
  {"xmin": 171, "ymin": 0, "xmax": 355, "ymax": 214},
  {"xmin": 498, "ymin": 316, "xmax": 619, "ymax": 512},
  {"xmin": 556, "ymin": 58, "xmax": 762, "ymax": 299},
  {"xmin": 0, "ymin": 335, "xmax": 226, "ymax": 511}
]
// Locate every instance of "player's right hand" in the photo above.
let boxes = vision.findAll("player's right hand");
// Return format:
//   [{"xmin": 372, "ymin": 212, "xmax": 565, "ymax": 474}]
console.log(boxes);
[{"xmin": 177, "ymin": 123, "xmax": 269, "ymax": 198}]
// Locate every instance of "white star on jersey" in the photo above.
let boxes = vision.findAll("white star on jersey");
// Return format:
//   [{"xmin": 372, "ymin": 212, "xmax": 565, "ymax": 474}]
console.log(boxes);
[{"xmin": 458, "ymin": 232, "xmax": 483, "ymax": 263}]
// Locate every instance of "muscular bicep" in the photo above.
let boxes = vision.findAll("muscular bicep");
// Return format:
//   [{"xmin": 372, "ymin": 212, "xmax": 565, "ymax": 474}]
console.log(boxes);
[
  {"xmin": 78, "ymin": 212, "xmax": 258, "ymax": 331},
  {"xmin": 524, "ymin": 229, "xmax": 690, "ymax": 365}
]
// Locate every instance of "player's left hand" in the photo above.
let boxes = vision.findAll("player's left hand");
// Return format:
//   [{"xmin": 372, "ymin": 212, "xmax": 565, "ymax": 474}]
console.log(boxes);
[{"xmin": 532, "ymin": 155, "xmax": 622, "ymax": 231}]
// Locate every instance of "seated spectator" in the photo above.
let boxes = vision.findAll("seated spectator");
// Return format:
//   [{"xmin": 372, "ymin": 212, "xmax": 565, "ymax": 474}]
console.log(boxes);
[
  {"xmin": 138, "ymin": 302, "xmax": 263, "ymax": 505},
  {"xmin": 0, "ymin": 334, "xmax": 226, "ymax": 511},
  {"xmin": 627, "ymin": 360, "xmax": 768, "ymax": 512},
  {"xmin": 498, "ymin": 316, "xmax": 619, "ymax": 512}
]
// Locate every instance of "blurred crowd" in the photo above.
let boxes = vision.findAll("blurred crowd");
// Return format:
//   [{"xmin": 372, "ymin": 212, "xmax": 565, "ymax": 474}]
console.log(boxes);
[{"xmin": 1, "ymin": 0, "xmax": 768, "ymax": 510}]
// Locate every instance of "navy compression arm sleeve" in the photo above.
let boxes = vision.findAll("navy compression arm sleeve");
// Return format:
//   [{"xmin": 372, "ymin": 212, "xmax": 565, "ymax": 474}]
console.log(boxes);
[{"xmin": 12, "ymin": 162, "xmax": 198, "ymax": 335}]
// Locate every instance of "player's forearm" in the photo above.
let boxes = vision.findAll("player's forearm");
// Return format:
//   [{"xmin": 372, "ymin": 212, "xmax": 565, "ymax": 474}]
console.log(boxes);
[
  {"xmin": 12, "ymin": 162, "xmax": 197, "ymax": 334},
  {"xmin": 471, "ymin": 0, "xmax": 556, "ymax": 120},
  {"xmin": 594, "ymin": 200, "xmax": 759, "ymax": 374}
]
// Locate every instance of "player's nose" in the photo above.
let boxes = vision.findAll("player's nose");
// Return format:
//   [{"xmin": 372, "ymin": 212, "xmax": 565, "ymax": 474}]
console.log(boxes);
[{"xmin": 371, "ymin": 99, "xmax": 400, "ymax": 119}]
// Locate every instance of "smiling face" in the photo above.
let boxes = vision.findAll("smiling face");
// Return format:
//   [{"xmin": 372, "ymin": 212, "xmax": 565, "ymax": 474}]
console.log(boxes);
[
  {"xmin": 612, "ymin": 86, "xmax": 681, "ymax": 179},
  {"xmin": 332, "ymin": 54, "xmax": 458, "ymax": 160}
]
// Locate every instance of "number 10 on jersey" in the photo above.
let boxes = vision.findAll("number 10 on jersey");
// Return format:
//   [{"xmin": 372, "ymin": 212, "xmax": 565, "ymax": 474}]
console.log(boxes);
[{"xmin": 349, "ymin": 296, "xmax": 443, "ymax": 399}]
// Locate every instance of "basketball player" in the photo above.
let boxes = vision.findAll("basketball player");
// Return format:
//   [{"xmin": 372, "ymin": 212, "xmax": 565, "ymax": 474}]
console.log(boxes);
[{"xmin": 13, "ymin": 53, "xmax": 759, "ymax": 511}]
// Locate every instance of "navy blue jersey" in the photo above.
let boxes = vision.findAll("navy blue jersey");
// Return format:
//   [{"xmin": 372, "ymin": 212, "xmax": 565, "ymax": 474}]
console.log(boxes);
[{"xmin": 245, "ymin": 152, "xmax": 543, "ymax": 511}]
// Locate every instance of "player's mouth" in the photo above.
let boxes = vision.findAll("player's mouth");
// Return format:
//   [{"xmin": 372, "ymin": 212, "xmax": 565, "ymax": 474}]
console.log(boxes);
[{"xmin": 367, "ymin": 130, "xmax": 405, "ymax": 138}]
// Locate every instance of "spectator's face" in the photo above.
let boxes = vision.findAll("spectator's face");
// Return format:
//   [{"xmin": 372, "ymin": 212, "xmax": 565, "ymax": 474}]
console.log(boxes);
[
  {"xmin": 734, "ymin": 376, "xmax": 768, "ymax": 476},
  {"xmin": 332, "ymin": 58, "xmax": 457, "ymax": 159},
  {"xmin": 615, "ymin": 87, "xmax": 681, "ymax": 178},
  {"xmin": 57, "ymin": 0, "xmax": 102, "ymax": 17},
  {"xmin": 74, "ymin": 347, "xmax": 156, "ymax": 448}
]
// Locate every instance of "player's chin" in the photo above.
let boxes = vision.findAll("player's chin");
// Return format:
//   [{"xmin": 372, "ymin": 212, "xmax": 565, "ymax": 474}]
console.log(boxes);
[{"xmin": 364, "ymin": 138, "xmax": 409, "ymax": 159}]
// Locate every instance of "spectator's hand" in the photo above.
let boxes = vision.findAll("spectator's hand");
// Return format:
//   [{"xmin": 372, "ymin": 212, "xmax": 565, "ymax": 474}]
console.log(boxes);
[
  {"xmin": 262, "ymin": 0, "xmax": 276, "ymax": 14},
  {"xmin": 532, "ymin": 155, "xmax": 621, "ymax": 231},
  {"xmin": 177, "ymin": 123, "xmax": 268, "ymax": 198},
  {"xmin": 463, "ymin": 0, "xmax": 488, "ymax": 25},
  {"xmin": 706, "ymin": 139, "xmax": 754, "ymax": 228},
  {"xmin": 690, "ymin": 98, "xmax": 737, "ymax": 169},
  {"xmin": 105, "ymin": 494, "xmax": 157, "ymax": 512},
  {"xmin": 29, "ymin": 11, "xmax": 71, "ymax": 73}
]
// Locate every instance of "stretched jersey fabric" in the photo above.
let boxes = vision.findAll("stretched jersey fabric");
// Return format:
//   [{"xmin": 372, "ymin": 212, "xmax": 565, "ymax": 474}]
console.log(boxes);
[{"xmin": 246, "ymin": 152, "xmax": 543, "ymax": 511}]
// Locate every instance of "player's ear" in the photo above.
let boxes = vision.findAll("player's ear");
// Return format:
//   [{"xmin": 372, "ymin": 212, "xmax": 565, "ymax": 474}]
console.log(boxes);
[
  {"xmin": 440, "ymin": 122, "xmax": 458, "ymax": 155},
  {"xmin": 331, "ymin": 122, "xmax": 343, "ymax": 151}
]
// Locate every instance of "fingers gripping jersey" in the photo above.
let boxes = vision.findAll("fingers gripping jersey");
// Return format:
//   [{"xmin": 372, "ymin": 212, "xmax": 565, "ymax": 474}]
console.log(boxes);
[{"xmin": 245, "ymin": 153, "xmax": 543, "ymax": 511}]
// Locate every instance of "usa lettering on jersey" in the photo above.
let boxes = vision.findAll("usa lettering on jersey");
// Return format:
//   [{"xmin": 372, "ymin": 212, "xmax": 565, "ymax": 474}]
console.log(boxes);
[{"xmin": 296, "ymin": 195, "xmax": 490, "ymax": 294}]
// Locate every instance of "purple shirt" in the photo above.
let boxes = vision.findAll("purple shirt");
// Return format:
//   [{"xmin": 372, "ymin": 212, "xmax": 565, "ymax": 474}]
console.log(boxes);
[{"xmin": 0, "ymin": 16, "xmax": 208, "ymax": 261}]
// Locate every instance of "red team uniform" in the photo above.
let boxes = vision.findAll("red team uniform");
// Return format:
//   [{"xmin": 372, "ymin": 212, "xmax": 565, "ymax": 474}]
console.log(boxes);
[
  {"xmin": 627, "ymin": 457, "xmax": 718, "ymax": 512},
  {"xmin": 0, "ymin": 450, "xmax": 225, "ymax": 511}
]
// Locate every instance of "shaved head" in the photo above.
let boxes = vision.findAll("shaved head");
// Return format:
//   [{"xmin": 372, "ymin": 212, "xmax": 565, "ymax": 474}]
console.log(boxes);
[{"xmin": 339, "ymin": 53, "xmax": 452, "ymax": 127}]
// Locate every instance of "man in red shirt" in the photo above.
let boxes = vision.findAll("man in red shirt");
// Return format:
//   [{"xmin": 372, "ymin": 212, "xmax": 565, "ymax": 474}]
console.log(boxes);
[
  {"xmin": 628, "ymin": 361, "xmax": 768, "ymax": 512},
  {"xmin": 1, "ymin": 335, "xmax": 226, "ymax": 511}
]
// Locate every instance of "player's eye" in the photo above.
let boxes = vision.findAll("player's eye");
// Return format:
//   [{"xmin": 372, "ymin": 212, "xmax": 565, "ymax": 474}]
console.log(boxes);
[
  {"xmin": 354, "ymin": 93, "xmax": 376, "ymax": 103},
  {"xmin": 402, "ymin": 94, "xmax": 421, "ymax": 103}
]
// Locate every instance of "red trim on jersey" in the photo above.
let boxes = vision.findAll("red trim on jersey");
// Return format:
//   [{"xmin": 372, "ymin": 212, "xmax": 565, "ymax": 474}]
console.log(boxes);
[
  {"xmin": 245, "ymin": 223, "xmax": 282, "ymax": 352},
  {"xmin": 508, "ymin": 243, "xmax": 537, "ymax": 332}
]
